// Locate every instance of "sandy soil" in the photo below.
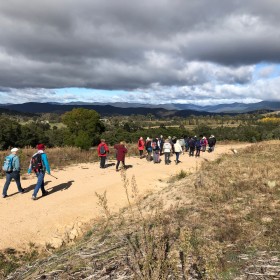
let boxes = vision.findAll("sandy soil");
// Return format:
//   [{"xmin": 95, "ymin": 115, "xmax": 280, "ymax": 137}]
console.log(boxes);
[{"xmin": 0, "ymin": 143, "xmax": 250, "ymax": 250}]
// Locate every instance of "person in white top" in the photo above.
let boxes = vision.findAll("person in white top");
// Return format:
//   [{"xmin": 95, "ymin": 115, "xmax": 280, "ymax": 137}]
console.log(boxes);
[
  {"xmin": 163, "ymin": 139, "xmax": 172, "ymax": 165},
  {"xmin": 174, "ymin": 140, "xmax": 183, "ymax": 164}
]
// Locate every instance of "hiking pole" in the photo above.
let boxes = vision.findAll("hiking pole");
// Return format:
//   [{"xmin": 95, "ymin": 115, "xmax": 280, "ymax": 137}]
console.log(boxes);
[{"xmin": 48, "ymin": 173, "xmax": 58, "ymax": 179}]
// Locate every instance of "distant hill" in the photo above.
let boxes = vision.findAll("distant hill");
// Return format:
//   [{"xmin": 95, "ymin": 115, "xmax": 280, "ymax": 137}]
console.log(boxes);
[
  {"xmin": 0, "ymin": 101, "xmax": 280, "ymax": 116},
  {"xmin": 48, "ymin": 101, "xmax": 280, "ymax": 113},
  {"xmin": 0, "ymin": 102, "xmax": 211, "ymax": 117}
]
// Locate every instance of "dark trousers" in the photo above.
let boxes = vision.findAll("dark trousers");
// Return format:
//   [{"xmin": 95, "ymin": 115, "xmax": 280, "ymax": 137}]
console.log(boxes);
[
  {"xmin": 189, "ymin": 147, "xmax": 195, "ymax": 156},
  {"xmin": 116, "ymin": 160, "xmax": 125, "ymax": 170},
  {"xmin": 3, "ymin": 171, "xmax": 23, "ymax": 196},
  {"xmin": 164, "ymin": 152, "xmax": 170, "ymax": 164},
  {"xmin": 100, "ymin": 156, "xmax": 106, "ymax": 168},
  {"xmin": 139, "ymin": 150, "xmax": 143, "ymax": 157}
]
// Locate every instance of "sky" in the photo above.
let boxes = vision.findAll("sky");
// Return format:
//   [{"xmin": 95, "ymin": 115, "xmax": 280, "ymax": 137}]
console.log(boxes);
[{"xmin": 0, "ymin": 0, "xmax": 280, "ymax": 105}]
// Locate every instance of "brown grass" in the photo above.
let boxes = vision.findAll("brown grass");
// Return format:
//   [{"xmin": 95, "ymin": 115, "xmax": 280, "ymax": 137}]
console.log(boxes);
[{"xmin": 5, "ymin": 141, "xmax": 280, "ymax": 279}]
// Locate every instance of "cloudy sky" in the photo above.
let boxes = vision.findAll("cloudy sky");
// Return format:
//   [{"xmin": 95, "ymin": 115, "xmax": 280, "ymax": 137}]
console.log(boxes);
[{"xmin": 0, "ymin": 0, "xmax": 280, "ymax": 105}]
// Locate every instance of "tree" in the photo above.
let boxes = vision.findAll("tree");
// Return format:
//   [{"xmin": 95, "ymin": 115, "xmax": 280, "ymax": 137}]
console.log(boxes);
[{"xmin": 62, "ymin": 108, "xmax": 105, "ymax": 149}]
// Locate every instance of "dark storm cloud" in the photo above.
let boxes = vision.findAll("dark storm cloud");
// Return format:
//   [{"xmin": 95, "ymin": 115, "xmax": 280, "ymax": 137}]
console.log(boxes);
[{"xmin": 0, "ymin": 0, "xmax": 280, "ymax": 91}]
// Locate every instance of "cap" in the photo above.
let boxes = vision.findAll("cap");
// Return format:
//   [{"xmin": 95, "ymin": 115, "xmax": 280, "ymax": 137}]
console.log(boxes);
[
  {"xmin": 11, "ymin": 148, "xmax": 19, "ymax": 152},
  {"xmin": 37, "ymin": 144, "xmax": 45, "ymax": 150}
]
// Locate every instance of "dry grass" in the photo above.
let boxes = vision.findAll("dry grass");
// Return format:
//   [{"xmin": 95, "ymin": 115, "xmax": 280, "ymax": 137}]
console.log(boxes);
[{"xmin": 5, "ymin": 141, "xmax": 280, "ymax": 279}]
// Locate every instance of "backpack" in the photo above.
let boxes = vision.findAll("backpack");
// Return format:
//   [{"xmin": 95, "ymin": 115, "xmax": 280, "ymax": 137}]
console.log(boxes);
[
  {"xmin": 151, "ymin": 141, "xmax": 158, "ymax": 150},
  {"xmin": 2, "ymin": 155, "xmax": 15, "ymax": 172},
  {"xmin": 100, "ymin": 145, "xmax": 106, "ymax": 155},
  {"xmin": 31, "ymin": 153, "xmax": 43, "ymax": 172}
]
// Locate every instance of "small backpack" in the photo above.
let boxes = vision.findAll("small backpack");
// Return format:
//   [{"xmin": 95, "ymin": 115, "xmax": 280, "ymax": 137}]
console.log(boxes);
[
  {"xmin": 151, "ymin": 141, "xmax": 158, "ymax": 150},
  {"xmin": 31, "ymin": 153, "xmax": 43, "ymax": 172},
  {"xmin": 100, "ymin": 145, "xmax": 106, "ymax": 155},
  {"xmin": 2, "ymin": 155, "xmax": 15, "ymax": 172}
]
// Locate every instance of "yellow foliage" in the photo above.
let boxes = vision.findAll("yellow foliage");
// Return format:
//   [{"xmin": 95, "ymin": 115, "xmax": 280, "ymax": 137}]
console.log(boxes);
[{"xmin": 259, "ymin": 117, "xmax": 280, "ymax": 124}]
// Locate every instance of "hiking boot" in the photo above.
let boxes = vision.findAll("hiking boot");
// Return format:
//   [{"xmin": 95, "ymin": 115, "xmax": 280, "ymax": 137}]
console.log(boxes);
[
  {"xmin": 42, "ymin": 191, "xmax": 49, "ymax": 197},
  {"xmin": 20, "ymin": 189, "xmax": 25, "ymax": 194},
  {"xmin": 2, "ymin": 194, "xmax": 7, "ymax": 198},
  {"xmin": 31, "ymin": 195, "xmax": 37, "ymax": 200}
]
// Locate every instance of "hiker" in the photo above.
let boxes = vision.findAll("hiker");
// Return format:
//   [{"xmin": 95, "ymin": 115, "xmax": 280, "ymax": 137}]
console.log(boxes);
[
  {"xmin": 184, "ymin": 136, "xmax": 190, "ymax": 152},
  {"xmin": 145, "ymin": 137, "xmax": 152, "ymax": 161},
  {"xmin": 195, "ymin": 137, "xmax": 202, "ymax": 157},
  {"xmin": 178, "ymin": 137, "xmax": 185, "ymax": 155},
  {"xmin": 137, "ymin": 137, "xmax": 145, "ymax": 158},
  {"xmin": 201, "ymin": 136, "xmax": 208, "ymax": 152},
  {"xmin": 28, "ymin": 144, "xmax": 50, "ymax": 200},
  {"xmin": 152, "ymin": 138, "xmax": 161, "ymax": 163},
  {"xmin": 174, "ymin": 139, "xmax": 183, "ymax": 164},
  {"xmin": 114, "ymin": 141, "xmax": 127, "ymax": 171},
  {"xmin": 208, "ymin": 135, "xmax": 216, "ymax": 152},
  {"xmin": 188, "ymin": 137, "xmax": 195, "ymax": 157},
  {"xmin": 97, "ymin": 139, "xmax": 109, "ymax": 168},
  {"xmin": 159, "ymin": 135, "xmax": 164, "ymax": 155},
  {"xmin": 2, "ymin": 148, "xmax": 25, "ymax": 198},
  {"xmin": 163, "ymin": 139, "xmax": 172, "ymax": 165}
]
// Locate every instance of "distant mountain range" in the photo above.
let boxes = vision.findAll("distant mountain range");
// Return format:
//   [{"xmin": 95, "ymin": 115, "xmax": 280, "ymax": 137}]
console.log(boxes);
[{"xmin": 0, "ymin": 101, "xmax": 279, "ymax": 117}]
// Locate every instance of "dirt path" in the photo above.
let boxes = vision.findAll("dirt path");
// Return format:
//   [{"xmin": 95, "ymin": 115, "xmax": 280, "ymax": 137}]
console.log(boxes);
[{"xmin": 0, "ymin": 143, "xmax": 250, "ymax": 250}]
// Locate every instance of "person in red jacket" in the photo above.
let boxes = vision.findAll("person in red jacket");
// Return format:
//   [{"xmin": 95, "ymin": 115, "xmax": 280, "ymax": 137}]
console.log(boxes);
[
  {"xmin": 137, "ymin": 137, "xmax": 145, "ymax": 158},
  {"xmin": 114, "ymin": 141, "xmax": 128, "ymax": 171},
  {"xmin": 97, "ymin": 139, "xmax": 109, "ymax": 168}
]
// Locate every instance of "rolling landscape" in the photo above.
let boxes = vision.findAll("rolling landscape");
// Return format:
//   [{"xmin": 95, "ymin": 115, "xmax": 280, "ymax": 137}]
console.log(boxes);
[{"xmin": 1, "ymin": 0, "xmax": 280, "ymax": 279}]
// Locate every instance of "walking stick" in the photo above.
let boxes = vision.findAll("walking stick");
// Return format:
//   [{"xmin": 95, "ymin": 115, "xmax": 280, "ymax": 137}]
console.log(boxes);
[{"xmin": 48, "ymin": 173, "xmax": 58, "ymax": 179}]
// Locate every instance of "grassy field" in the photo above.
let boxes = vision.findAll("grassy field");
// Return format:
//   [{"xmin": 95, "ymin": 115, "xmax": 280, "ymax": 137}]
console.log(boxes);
[{"xmin": 3, "ymin": 141, "xmax": 280, "ymax": 279}]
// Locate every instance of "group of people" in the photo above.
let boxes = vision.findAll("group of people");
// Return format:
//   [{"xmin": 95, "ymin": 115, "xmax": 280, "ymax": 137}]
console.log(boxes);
[
  {"xmin": 2, "ymin": 144, "xmax": 51, "ymax": 200},
  {"xmin": 97, "ymin": 139, "xmax": 127, "ymax": 172},
  {"xmin": 138, "ymin": 135, "xmax": 216, "ymax": 165},
  {"xmin": 2, "ymin": 135, "xmax": 216, "ymax": 199}
]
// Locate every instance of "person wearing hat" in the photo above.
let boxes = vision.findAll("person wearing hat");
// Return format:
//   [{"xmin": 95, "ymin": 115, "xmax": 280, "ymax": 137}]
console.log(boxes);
[
  {"xmin": 28, "ymin": 144, "xmax": 51, "ymax": 200},
  {"xmin": 2, "ymin": 148, "xmax": 25, "ymax": 198}
]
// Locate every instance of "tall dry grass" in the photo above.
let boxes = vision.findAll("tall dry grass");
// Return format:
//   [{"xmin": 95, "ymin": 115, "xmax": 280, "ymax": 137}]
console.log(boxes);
[{"xmin": 5, "ymin": 141, "xmax": 280, "ymax": 279}]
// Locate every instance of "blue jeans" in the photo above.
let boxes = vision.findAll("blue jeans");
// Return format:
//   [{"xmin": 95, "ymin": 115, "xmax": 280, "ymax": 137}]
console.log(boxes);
[
  {"xmin": 33, "ymin": 171, "xmax": 47, "ymax": 198},
  {"xmin": 3, "ymin": 171, "xmax": 23, "ymax": 196}
]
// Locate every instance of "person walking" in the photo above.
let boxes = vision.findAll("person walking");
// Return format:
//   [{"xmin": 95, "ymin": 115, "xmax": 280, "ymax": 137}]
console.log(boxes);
[
  {"xmin": 2, "ymin": 148, "xmax": 25, "ymax": 198},
  {"xmin": 174, "ymin": 139, "xmax": 183, "ymax": 164},
  {"xmin": 137, "ymin": 137, "xmax": 145, "ymax": 158},
  {"xmin": 114, "ymin": 141, "xmax": 128, "ymax": 171},
  {"xmin": 28, "ymin": 144, "xmax": 51, "ymax": 200},
  {"xmin": 145, "ymin": 137, "xmax": 152, "ymax": 161},
  {"xmin": 195, "ymin": 137, "xmax": 202, "ymax": 157},
  {"xmin": 208, "ymin": 135, "xmax": 216, "ymax": 152},
  {"xmin": 163, "ymin": 139, "xmax": 172, "ymax": 165},
  {"xmin": 97, "ymin": 139, "xmax": 109, "ymax": 168}
]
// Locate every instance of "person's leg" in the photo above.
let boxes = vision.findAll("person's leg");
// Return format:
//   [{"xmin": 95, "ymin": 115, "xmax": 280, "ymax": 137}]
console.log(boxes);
[
  {"xmin": 101, "ymin": 156, "xmax": 106, "ymax": 168},
  {"xmin": 166, "ymin": 152, "xmax": 170, "ymax": 164},
  {"xmin": 122, "ymin": 160, "xmax": 126, "ymax": 168},
  {"xmin": 116, "ymin": 160, "xmax": 120, "ymax": 170},
  {"xmin": 175, "ymin": 152, "xmax": 179, "ymax": 164},
  {"xmin": 2, "ymin": 173, "xmax": 12, "ymax": 197},
  {"xmin": 13, "ymin": 171, "xmax": 24, "ymax": 192},
  {"xmin": 33, "ymin": 172, "xmax": 45, "ymax": 198},
  {"xmin": 40, "ymin": 173, "xmax": 48, "ymax": 195}
]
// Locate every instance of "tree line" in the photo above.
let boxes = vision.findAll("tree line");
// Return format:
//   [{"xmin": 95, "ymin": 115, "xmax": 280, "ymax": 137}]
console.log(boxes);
[{"xmin": 0, "ymin": 108, "xmax": 279, "ymax": 150}]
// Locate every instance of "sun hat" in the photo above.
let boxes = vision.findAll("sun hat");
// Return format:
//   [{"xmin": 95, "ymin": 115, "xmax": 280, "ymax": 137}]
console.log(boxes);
[{"xmin": 11, "ymin": 148, "xmax": 19, "ymax": 152}]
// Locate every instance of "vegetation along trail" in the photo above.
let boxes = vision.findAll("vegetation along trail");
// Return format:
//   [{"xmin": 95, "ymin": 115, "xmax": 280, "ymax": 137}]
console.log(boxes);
[{"xmin": 0, "ymin": 143, "xmax": 250, "ymax": 251}]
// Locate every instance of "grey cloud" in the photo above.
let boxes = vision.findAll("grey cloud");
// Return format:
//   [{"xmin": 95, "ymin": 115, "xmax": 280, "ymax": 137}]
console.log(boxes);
[{"xmin": 0, "ymin": 0, "xmax": 280, "ymax": 93}]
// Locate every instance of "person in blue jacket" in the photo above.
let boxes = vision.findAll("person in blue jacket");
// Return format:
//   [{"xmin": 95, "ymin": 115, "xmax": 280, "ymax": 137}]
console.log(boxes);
[
  {"xmin": 2, "ymin": 147, "xmax": 25, "ymax": 198},
  {"xmin": 28, "ymin": 144, "xmax": 51, "ymax": 200}
]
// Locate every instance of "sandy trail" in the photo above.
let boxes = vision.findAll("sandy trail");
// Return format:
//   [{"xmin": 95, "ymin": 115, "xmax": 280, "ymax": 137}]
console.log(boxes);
[{"xmin": 0, "ymin": 143, "xmax": 249, "ymax": 250}]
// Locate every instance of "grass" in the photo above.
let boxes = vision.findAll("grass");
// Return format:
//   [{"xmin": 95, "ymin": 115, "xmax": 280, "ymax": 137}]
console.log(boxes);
[{"xmin": 3, "ymin": 140, "xmax": 280, "ymax": 279}]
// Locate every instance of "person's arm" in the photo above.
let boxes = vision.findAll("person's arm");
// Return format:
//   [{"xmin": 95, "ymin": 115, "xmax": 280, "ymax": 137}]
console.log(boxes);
[
  {"xmin": 13, "ymin": 156, "xmax": 20, "ymax": 171},
  {"xmin": 41, "ymin": 153, "xmax": 51, "ymax": 174}
]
